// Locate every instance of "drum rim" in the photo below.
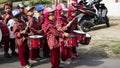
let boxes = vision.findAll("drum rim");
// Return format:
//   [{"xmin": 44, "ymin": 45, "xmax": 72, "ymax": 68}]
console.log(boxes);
[
  {"xmin": 0, "ymin": 29, "xmax": 2, "ymax": 42},
  {"xmin": 28, "ymin": 35, "xmax": 43, "ymax": 38},
  {"xmin": 86, "ymin": 33, "xmax": 91, "ymax": 38},
  {"xmin": 73, "ymin": 30, "xmax": 85, "ymax": 34}
]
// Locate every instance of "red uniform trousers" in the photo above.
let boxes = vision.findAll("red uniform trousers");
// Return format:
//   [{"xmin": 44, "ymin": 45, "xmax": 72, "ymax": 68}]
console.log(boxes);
[
  {"xmin": 4, "ymin": 38, "xmax": 16, "ymax": 54},
  {"xmin": 61, "ymin": 42, "xmax": 73, "ymax": 61},
  {"xmin": 30, "ymin": 48, "xmax": 39, "ymax": 60},
  {"xmin": 51, "ymin": 47, "xmax": 60, "ymax": 68},
  {"xmin": 18, "ymin": 41, "xmax": 29, "ymax": 66},
  {"xmin": 43, "ymin": 38, "xmax": 50, "ymax": 57},
  {"xmin": 30, "ymin": 38, "xmax": 50, "ymax": 60}
]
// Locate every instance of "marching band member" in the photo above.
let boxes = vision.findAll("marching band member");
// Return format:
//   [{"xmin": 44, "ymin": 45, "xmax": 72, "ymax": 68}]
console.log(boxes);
[
  {"xmin": 42, "ymin": 7, "xmax": 69, "ymax": 68},
  {"xmin": 16, "ymin": 4, "xmax": 28, "ymax": 23},
  {"xmin": 25, "ymin": 6, "xmax": 41, "ymax": 62},
  {"xmin": 2, "ymin": 2, "xmax": 18, "ymax": 58},
  {"xmin": 67, "ymin": 5, "xmax": 81, "ymax": 58},
  {"xmin": 12, "ymin": 9, "xmax": 31, "ymax": 68},
  {"xmin": 36, "ymin": 4, "xmax": 50, "ymax": 58},
  {"xmin": 55, "ymin": 3, "xmax": 73, "ymax": 64}
]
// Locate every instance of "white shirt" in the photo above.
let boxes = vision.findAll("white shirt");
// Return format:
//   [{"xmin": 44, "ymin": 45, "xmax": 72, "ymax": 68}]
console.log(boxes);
[{"xmin": 7, "ymin": 19, "xmax": 16, "ymax": 39}]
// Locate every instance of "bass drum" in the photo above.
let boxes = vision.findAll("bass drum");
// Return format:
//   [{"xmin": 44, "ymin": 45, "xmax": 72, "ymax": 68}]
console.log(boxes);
[{"xmin": 0, "ymin": 23, "xmax": 9, "ymax": 43}]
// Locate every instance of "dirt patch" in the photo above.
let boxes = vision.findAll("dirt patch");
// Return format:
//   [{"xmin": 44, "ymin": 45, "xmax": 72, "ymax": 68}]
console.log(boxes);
[{"xmin": 77, "ymin": 17, "xmax": 120, "ymax": 58}]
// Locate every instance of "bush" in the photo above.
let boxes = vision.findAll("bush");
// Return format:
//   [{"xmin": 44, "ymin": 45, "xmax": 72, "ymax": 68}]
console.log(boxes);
[
  {"xmin": 29, "ymin": 0, "xmax": 51, "ymax": 6},
  {"xmin": 0, "ymin": 0, "xmax": 8, "ymax": 4}
]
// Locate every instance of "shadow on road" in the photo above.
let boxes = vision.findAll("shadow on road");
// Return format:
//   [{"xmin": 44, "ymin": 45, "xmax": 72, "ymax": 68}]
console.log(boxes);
[
  {"xmin": 63, "ymin": 55, "xmax": 104, "ymax": 68},
  {"xmin": 91, "ymin": 23, "xmax": 118, "ymax": 31},
  {"xmin": 0, "ymin": 55, "xmax": 19, "ymax": 64}
]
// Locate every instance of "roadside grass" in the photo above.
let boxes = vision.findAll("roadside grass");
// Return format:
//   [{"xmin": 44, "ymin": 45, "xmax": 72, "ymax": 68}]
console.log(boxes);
[
  {"xmin": 101, "ymin": 40, "xmax": 120, "ymax": 54},
  {"xmin": 110, "ymin": 40, "xmax": 120, "ymax": 54},
  {"xmin": 79, "ymin": 39, "xmax": 120, "ymax": 56}
]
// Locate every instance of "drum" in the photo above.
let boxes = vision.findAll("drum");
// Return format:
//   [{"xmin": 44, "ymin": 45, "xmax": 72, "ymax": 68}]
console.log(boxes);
[
  {"xmin": 28, "ymin": 35, "xmax": 43, "ymax": 48},
  {"xmin": 64, "ymin": 35, "xmax": 78, "ymax": 47},
  {"xmin": 82, "ymin": 33, "xmax": 91, "ymax": 45},
  {"xmin": 73, "ymin": 30, "xmax": 85, "ymax": 43},
  {"xmin": 0, "ymin": 23, "xmax": 9, "ymax": 43}
]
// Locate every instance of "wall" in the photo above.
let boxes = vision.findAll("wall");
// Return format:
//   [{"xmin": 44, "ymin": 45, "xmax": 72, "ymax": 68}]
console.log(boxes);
[{"xmin": 102, "ymin": 0, "xmax": 120, "ymax": 16}]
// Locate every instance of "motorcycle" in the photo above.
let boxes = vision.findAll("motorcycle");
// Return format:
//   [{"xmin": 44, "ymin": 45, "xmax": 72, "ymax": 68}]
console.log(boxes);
[{"xmin": 75, "ymin": 0, "xmax": 110, "ymax": 32}]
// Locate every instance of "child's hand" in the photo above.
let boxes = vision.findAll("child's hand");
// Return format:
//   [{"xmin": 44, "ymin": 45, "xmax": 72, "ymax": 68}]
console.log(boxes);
[
  {"xmin": 64, "ymin": 32, "xmax": 70, "ymax": 37},
  {"xmin": 20, "ymin": 30, "xmax": 26, "ymax": 34}
]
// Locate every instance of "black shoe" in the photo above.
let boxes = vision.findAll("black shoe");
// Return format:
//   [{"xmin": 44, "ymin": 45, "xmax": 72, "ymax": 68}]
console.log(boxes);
[
  {"xmin": 4, "ymin": 53, "xmax": 11, "ymax": 58},
  {"xmin": 11, "ymin": 52, "xmax": 18, "ymax": 56}
]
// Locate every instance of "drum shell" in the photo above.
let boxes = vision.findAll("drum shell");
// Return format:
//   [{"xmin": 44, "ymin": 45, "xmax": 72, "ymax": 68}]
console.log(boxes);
[
  {"xmin": 0, "ymin": 23, "xmax": 9, "ymax": 43},
  {"xmin": 82, "ymin": 34, "xmax": 91, "ymax": 45},
  {"xmin": 64, "ymin": 36, "xmax": 78, "ymax": 47},
  {"xmin": 28, "ymin": 37, "xmax": 43, "ymax": 48},
  {"xmin": 73, "ymin": 32, "xmax": 85, "ymax": 43}
]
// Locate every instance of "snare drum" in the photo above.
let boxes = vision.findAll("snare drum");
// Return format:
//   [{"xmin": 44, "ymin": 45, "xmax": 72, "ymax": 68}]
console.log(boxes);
[
  {"xmin": 28, "ymin": 35, "xmax": 43, "ymax": 48},
  {"xmin": 64, "ymin": 35, "xmax": 78, "ymax": 47},
  {"xmin": 73, "ymin": 30, "xmax": 85, "ymax": 43},
  {"xmin": 0, "ymin": 23, "xmax": 9, "ymax": 43},
  {"xmin": 82, "ymin": 33, "xmax": 91, "ymax": 45}
]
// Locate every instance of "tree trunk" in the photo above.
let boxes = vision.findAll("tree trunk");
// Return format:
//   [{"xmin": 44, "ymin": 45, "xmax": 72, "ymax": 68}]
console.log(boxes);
[
  {"xmin": 115, "ymin": 0, "xmax": 118, "ymax": 2},
  {"xmin": 8, "ymin": 0, "xmax": 13, "ymax": 8}
]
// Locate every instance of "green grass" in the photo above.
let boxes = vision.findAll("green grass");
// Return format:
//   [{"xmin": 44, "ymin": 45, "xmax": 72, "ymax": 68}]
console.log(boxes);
[
  {"xmin": 0, "ymin": 0, "xmax": 8, "ymax": 4},
  {"xmin": 111, "ymin": 41, "xmax": 120, "ymax": 54}
]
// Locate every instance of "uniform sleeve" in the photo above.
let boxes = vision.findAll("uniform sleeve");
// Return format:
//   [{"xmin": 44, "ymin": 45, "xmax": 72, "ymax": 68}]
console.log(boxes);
[
  {"xmin": 56, "ymin": 19, "xmax": 68, "ymax": 31},
  {"xmin": 49, "ymin": 27, "xmax": 64, "ymax": 38},
  {"xmin": 28, "ymin": 19, "xmax": 38, "ymax": 34},
  {"xmin": 13, "ymin": 24, "xmax": 21, "ymax": 39}
]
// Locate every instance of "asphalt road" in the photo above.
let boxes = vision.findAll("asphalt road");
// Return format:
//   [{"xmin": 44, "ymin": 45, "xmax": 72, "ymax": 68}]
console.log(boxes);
[{"xmin": 0, "ymin": 47, "xmax": 120, "ymax": 68}]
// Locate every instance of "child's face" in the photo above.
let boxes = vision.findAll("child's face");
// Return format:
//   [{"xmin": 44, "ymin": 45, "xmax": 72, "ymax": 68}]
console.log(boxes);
[
  {"xmin": 27, "ymin": 10, "xmax": 34, "ymax": 16},
  {"xmin": 61, "ymin": 10, "xmax": 67, "ymax": 16},
  {"xmin": 48, "ymin": 13, "xmax": 54, "ymax": 21},
  {"xmin": 71, "ymin": 11, "xmax": 76, "ymax": 16},
  {"xmin": 38, "ymin": 10, "xmax": 43, "ymax": 15},
  {"xmin": 4, "ymin": 5, "xmax": 11, "ymax": 13},
  {"xmin": 19, "ymin": 8, "xmax": 24, "ymax": 13}
]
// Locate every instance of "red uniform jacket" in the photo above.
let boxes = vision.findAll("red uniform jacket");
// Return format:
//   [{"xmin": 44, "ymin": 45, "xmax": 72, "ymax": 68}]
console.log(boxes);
[
  {"xmin": 28, "ymin": 17, "xmax": 39, "ymax": 35},
  {"xmin": 13, "ymin": 21, "xmax": 27, "ymax": 46},
  {"xmin": 38, "ymin": 14, "xmax": 44, "ymax": 29},
  {"xmin": 2, "ymin": 13, "xmax": 13, "ymax": 25},
  {"xmin": 46, "ymin": 22, "xmax": 64, "ymax": 50},
  {"xmin": 56, "ymin": 16, "xmax": 68, "ymax": 32}
]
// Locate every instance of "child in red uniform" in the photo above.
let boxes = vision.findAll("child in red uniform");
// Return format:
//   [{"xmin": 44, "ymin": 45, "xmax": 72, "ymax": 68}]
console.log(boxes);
[
  {"xmin": 36, "ymin": 4, "xmax": 50, "ymax": 58},
  {"xmin": 68, "ymin": 6, "xmax": 81, "ymax": 58},
  {"xmin": 42, "ymin": 7, "xmax": 69, "ymax": 68},
  {"xmin": 2, "ymin": 2, "xmax": 18, "ymax": 58},
  {"xmin": 12, "ymin": 9, "xmax": 31, "ymax": 68},
  {"xmin": 55, "ymin": 3, "xmax": 74, "ymax": 64},
  {"xmin": 25, "ymin": 6, "xmax": 41, "ymax": 62},
  {"xmin": 16, "ymin": 4, "xmax": 28, "ymax": 23}
]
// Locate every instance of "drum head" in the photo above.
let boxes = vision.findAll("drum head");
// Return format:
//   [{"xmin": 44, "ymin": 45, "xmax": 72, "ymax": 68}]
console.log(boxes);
[
  {"xmin": 29, "ymin": 35, "xmax": 43, "ymax": 39},
  {"xmin": 0, "ymin": 29, "xmax": 2, "ymax": 42},
  {"xmin": 86, "ymin": 33, "xmax": 91, "ymax": 38},
  {"xmin": 73, "ymin": 30, "xmax": 85, "ymax": 34}
]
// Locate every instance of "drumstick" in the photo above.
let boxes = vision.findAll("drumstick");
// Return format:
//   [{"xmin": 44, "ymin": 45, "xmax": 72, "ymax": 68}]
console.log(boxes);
[{"xmin": 67, "ymin": 17, "xmax": 76, "ymax": 27}]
